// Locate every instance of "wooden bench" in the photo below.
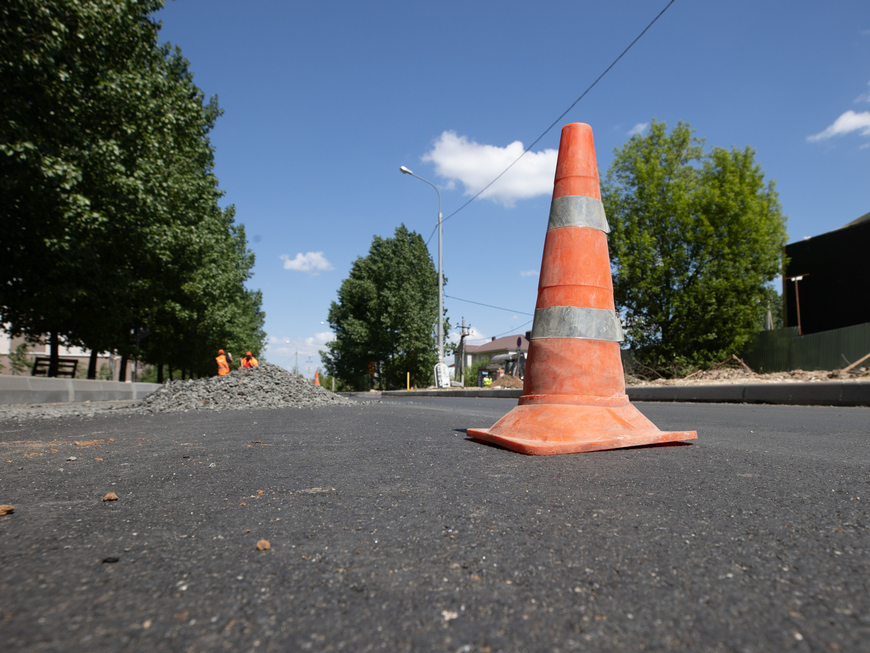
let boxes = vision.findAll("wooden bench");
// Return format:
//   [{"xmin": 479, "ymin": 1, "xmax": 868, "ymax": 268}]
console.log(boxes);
[{"xmin": 31, "ymin": 356, "xmax": 79, "ymax": 378}]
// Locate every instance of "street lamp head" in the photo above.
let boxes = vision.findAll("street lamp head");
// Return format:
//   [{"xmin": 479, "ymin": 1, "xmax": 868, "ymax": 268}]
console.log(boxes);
[{"xmin": 399, "ymin": 163, "xmax": 444, "ymax": 364}]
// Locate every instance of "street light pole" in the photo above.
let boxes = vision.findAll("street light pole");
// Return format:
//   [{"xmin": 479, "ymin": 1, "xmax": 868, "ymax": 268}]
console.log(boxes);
[
  {"xmin": 399, "ymin": 166, "xmax": 443, "ymax": 363},
  {"xmin": 785, "ymin": 273, "xmax": 809, "ymax": 336}
]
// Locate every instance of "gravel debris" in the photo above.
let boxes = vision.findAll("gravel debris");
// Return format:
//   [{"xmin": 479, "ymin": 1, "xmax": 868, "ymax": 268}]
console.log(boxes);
[
  {"xmin": 0, "ymin": 363, "xmax": 361, "ymax": 422},
  {"xmin": 136, "ymin": 363, "xmax": 357, "ymax": 413}
]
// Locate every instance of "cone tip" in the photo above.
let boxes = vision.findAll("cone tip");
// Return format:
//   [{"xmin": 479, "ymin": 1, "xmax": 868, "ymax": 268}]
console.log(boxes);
[{"xmin": 553, "ymin": 123, "xmax": 599, "ymax": 200}]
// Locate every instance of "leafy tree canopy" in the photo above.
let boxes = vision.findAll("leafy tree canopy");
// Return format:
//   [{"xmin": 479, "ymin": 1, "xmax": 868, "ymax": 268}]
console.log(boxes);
[
  {"xmin": 601, "ymin": 120, "xmax": 788, "ymax": 374},
  {"xmin": 323, "ymin": 225, "xmax": 443, "ymax": 390},
  {"xmin": 0, "ymin": 0, "xmax": 265, "ymax": 378}
]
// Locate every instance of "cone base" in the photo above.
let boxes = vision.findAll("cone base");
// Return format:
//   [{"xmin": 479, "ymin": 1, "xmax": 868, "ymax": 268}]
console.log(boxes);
[{"xmin": 467, "ymin": 402, "xmax": 697, "ymax": 455}]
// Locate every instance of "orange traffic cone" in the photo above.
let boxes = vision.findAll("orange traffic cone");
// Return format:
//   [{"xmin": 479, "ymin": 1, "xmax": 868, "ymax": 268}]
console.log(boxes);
[
  {"xmin": 314, "ymin": 372, "xmax": 321, "ymax": 386},
  {"xmin": 467, "ymin": 123, "xmax": 696, "ymax": 455}
]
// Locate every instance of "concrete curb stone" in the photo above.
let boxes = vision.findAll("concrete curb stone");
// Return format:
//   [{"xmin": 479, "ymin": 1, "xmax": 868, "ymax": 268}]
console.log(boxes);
[
  {"xmin": 0, "ymin": 375, "xmax": 160, "ymax": 405},
  {"xmin": 342, "ymin": 381, "xmax": 870, "ymax": 407}
]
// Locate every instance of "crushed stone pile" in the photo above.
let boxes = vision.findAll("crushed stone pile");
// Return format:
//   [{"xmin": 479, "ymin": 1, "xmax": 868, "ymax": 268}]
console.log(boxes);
[
  {"xmin": 135, "ymin": 363, "xmax": 358, "ymax": 413},
  {"xmin": 0, "ymin": 363, "xmax": 359, "ymax": 422}
]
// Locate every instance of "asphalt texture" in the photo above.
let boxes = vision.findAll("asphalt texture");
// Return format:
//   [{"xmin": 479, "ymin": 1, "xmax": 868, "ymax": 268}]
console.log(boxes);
[{"xmin": 1, "ymin": 398, "xmax": 868, "ymax": 652}]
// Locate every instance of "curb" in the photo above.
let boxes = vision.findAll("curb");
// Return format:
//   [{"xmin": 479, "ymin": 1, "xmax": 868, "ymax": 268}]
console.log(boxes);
[
  {"xmin": 0, "ymin": 376, "xmax": 161, "ymax": 405},
  {"xmin": 343, "ymin": 381, "xmax": 870, "ymax": 407},
  {"xmin": 626, "ymin": 382, "xmax": 870, "ymax": 407}
]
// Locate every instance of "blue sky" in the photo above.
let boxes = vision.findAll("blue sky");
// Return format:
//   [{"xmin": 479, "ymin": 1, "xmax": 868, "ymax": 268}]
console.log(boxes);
[{"xmin": 155, "ymin": 0, "xmax": 870, "ymax": 376}]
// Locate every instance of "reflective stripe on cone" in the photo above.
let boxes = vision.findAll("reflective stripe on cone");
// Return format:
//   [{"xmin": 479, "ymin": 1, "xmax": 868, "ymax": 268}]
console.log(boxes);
[{"xmin": 467, "ymin": 123, "xmax": 697, "ymax": 455}]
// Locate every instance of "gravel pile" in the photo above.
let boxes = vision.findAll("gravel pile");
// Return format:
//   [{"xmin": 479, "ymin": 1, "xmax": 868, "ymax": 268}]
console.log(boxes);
[
  {"xmin": 136, "ymin": 363, "xmax": 357, "ymax": 413},
  {"xmin": 0, "ymin": 363, "xmax": 360, "ymax": 422}
]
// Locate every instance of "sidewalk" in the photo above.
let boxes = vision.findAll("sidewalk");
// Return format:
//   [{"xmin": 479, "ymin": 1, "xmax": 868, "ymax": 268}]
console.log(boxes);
[{"xmin": 346, "ymin": 381, "xmax": 870, "ymax": 407}]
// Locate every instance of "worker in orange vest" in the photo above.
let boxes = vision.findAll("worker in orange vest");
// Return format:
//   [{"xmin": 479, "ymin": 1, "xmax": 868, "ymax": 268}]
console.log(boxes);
[
  {"xmin": 216, "ymin": 349, "xmax": 232, "ymax": 375},
  {"xmin": 241, "ymin": 351, "xmax": 259, "ymax": 369}
]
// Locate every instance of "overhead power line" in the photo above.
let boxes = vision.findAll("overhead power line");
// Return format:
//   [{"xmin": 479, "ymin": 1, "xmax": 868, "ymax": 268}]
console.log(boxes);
[
  {"xmin": 424, "ymin": 0, "xmax": 677, "ymax": 245},
  {"xmin": 445, "ymin": 293, "xmax": 533, "ymax": 316},
  {"xmin": 465, "ymin": 318, "xmax": 534, "ymax": 344}
]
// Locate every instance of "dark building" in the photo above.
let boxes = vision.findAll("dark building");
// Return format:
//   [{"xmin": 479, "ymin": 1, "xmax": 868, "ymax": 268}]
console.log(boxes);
[{"xmin": 783, "ymin": 212, "xmax": 870, "ymax": 335}]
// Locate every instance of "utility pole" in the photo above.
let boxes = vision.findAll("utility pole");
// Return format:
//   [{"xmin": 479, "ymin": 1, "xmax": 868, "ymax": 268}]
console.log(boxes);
[{"xmin": 458, "ymin": 318, "xmax": 471, "ymax": 385}]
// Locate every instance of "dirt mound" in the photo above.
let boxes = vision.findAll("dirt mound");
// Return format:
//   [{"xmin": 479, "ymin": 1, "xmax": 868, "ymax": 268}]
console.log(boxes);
[
  {"xmin": 626, "ymin": 362, "xmax": 870, "ymax": 386},
  {"xmin": 489, "ymin": 375, "xmax": 524, "ymax": 389}
]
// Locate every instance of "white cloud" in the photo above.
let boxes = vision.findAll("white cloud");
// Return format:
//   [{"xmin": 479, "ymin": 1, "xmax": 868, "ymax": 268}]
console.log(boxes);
[
  {"xmin": 280, "ymin": 251, "xmax": 334, "ymax": 274},
  {"xmin": 807, "ymin": 110, "xmax": 870, "ymax": 142},
  {"xmin": 421, "ymin": 131, "xmax": 557, "ymax": 207},
  {"xmin": 267, "ymin": 332, "xmax": 332, "ymax": 353},
  {"xmin": 520, "ymin": 269, "xmax": 539, "ymax": 277},
  {"xmin": 628, "ymin": 122, "xmax": 649, "ymax": 136},
  {"xmin": 314, "ymin": 330, "xmax": 334, "ymax": 345},
  {"xmin": 856, "ymin": 82, "xmax": 870, "ymax": 103},
  {"xmin": 468, "ymin": 328, "xmax": 490, "ymax": 344},
  {"xmin": 265, "ymin": 332, "xmax": 335, "ymax": 375}
]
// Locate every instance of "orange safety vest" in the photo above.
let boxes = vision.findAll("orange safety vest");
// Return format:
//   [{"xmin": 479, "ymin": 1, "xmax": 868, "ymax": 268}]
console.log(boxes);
[
  {"xmin": 242, "ymin": 356, "xmax": 259, "ymax": 368},
  {"xmin": 216, "ymin": 354, "xmax": 230, "ymax": 375}
]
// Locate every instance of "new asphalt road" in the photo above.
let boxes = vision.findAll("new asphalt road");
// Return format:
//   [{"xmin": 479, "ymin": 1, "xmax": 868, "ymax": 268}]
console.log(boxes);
[{"xmin": 1, "ymin": 398, "xmax": 868, "ymax": 652}]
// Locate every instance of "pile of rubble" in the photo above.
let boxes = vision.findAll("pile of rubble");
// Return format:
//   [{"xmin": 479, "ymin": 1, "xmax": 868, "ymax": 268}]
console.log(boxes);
[
  {"xmin": 135, "ymin": 363, "xmax": 358, "ymax": 413},
  {"xmin": 0, "ymin": 363, "xmax": 359, "ymax": 422}
]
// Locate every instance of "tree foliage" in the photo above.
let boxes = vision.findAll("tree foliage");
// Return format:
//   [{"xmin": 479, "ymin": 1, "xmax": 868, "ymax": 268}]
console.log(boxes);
[
  {"xmin": 0, "ymin": 0, "xmax": 265, "ymax": 377},
  {"xmin": 601, "ymin": 120, "xmax": 788, "ymax": 373},
  {"xmin": 463, "ymin": 357, "xmax": 490, "ymax": 388},
  {"xmin": 323, "ymin": 225, "xmax": 442, "ymax": 390}
]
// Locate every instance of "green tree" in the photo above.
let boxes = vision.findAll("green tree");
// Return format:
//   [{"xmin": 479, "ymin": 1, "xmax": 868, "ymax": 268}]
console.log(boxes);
[
  {"xmin": 602, "ymin": 120, "xmax": 788, "ymax": 373},
  {"xmin": 464, "ymin": 357, "xmax": 490, "ymax": 387},
  {"xmin": 323, "ymin": 225, "xmax": 442, "ymax": 390},
  {"xmin": 7, "ymin": 343, "xmax": 33, "ymax": 375},
  {"xmin": 0, "ymin": 1, "xmax": 265, "ymax": 378},
  {"xmin": 759, "ymin": 286, "xmax": 783, "ymax": 330},
  {"xmin": 0, "ymin": 0, "xmax": 165, "ymax": 374}
]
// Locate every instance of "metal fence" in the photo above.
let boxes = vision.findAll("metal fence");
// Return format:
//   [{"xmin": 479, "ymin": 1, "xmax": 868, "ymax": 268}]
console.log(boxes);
[{"xmin": 741, "ymin": 322, "xmax": 870, "ymax": 372}]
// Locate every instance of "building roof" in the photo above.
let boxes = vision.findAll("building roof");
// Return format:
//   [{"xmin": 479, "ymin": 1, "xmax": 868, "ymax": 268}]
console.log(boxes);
[
  {"xmin": 842, "ymin": 211, "xmax": 870, "ymax": 229},
  {"xmin": 783, "ymin": 214, "xmax": 870, "ymax": 334},
  {"xmin": 830, "ymin": 210, "xmax": 870, "ymax": 232},
  {"xmin": 469, "ymin": 334, "xmax": 530, "ymax": 354}
]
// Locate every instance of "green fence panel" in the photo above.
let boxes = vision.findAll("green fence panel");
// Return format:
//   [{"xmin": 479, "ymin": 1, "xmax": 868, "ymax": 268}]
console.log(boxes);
[{"xmin": 742, "ymin": 322, "xmax": 870, "ymax": 372}]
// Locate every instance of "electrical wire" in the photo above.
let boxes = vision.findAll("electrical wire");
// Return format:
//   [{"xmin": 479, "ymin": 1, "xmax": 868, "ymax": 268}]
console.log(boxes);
[
  {"xmin": 465, "ymin": 319, "xmax": 534, "ymax": 344},
  {"xmin": 426, "ymin": 2, "xmax": 678, "ymax": 341},
  {"xmin": 424, "ymin": 223, "xmax": 438, "ymax": 247},
  {"xmin": 424, "ymin": 0, "xmax": 677, "ymax": 240},
  {"xmin": 444, "ymin": 293, "xmax": 533, "ymax": 316}
]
